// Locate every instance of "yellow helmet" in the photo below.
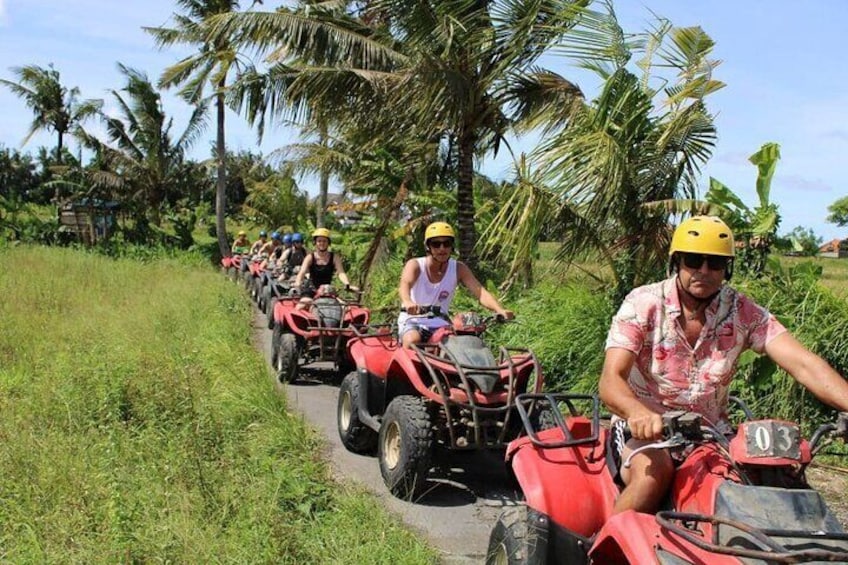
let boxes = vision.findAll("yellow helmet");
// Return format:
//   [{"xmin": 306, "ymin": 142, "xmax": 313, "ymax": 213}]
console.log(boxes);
[
  {"xmin": 312, "ymin": 228, "xmax": 332, "ymax": 241},
  {"xmin": 669, "ymin": 216, "xmax": 735, "ymax": 257},
  {"xmin": 237, "ymin": 230, "xmax": 247, "ymax": 237},
  {"xmin": 423, "ymin": 222, "xmax": 455, "ymax": 244}
]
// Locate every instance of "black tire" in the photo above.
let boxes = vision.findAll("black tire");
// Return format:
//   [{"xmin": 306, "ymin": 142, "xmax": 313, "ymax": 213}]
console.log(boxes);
[
  {"xmin": 276, "ymin": 332, "xmax": 299, "ymax": 383},
  {"xmin": 261, "ymin": 287, "xmax": 272, "ymax": 314},
  {"xmin": 338, "ymin": 372, "xmax": 378, "ymax": 454},
  {"xmin": 252, "ymin": 277, "xmax": 262, "ymax": 302},
  {"xmin": 378, "ymin": 396, "xmax": 433, "ymax": 499},
  {"xmin": 271, "ymin": 323, "xmax": 283, "ymax": 365},
  {"xmin": 227, "ymin": 267, "xmax": 237, "ymax": 282},
  {"xmin": 486, "ymin": 506, "xmax": 543, "ymax": 565},
  {"xmin": 266, "ymin": 297, "xmax": 278, "ymax": 330}
]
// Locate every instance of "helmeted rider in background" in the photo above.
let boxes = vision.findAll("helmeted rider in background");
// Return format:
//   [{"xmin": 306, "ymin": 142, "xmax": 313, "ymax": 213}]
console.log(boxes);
[
  {"xmin": 599, "ymin": 215, "xmax": 848, "ymax": 516},
  {"xmin": 250, "ymin": 230, "xmax": 268, "ymax": 255},
  {"xmin": 293, "ymin": 228, "xmax": 357, "ymax": 307},
  {"xmin": 278, "ymin": 232, "xmax": 308, "ymax": 279},
  {"xmin": 231, "ymin": 230, "xmax": 250, "ymax": 255},
  {"xmin": 397, "ymin": 221, "xmax": 513, "ymax": 349},
  {"xmin": 259, "ymin": 231, "xmax": 284, "ymax": 258}
]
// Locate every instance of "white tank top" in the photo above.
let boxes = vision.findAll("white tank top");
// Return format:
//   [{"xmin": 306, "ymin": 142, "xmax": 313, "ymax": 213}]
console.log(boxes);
[{"xmin": 397, "ymin": 257, "xmax": 457, "ymax": 330}]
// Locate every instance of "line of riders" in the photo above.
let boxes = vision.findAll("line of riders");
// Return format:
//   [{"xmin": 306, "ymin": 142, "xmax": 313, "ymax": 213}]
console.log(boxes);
[{"xmin": 222, "ymin": 218, "xmax": 848, "ymax": 565}]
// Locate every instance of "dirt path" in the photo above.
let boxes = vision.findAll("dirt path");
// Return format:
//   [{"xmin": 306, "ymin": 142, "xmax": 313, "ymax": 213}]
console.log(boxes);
[{"xmin": 253, "ymin": 311, "xmax": 518, "ymax": 564}]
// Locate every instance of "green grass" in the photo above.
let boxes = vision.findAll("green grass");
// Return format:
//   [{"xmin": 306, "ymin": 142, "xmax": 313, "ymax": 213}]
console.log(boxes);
[
  {"xmin": 779, "ymin": 255, "xmax": 848, "ymax": 297},
  {"xmin": 0, "ymin": 245, "xmax": 436, "ymax": 564}
]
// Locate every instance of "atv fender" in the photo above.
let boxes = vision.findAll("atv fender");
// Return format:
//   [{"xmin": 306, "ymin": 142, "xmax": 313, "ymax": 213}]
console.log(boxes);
[
  {"xmin": 348, "ymin": 334, "xmax": 396, "ymax": 376},
  {"xmin": 589, "ymin": 511, "xmax": 663, "ymax": 564},
  {"xmin": 386, "ymin": 350, "xmax": 443, "ymax": 400},
  {"xmin": 509, "ymin": 423, "xmax": 617, "ymax": 538}
]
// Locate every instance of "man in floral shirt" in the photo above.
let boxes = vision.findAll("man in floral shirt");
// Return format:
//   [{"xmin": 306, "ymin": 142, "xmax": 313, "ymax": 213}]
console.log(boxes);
[{"xmin": 600, "ymin": 216, "xmax": 848, "ymax": 515}]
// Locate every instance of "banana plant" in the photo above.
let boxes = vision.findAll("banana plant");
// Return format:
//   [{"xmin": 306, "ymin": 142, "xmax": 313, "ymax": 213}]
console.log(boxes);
[{"xmin": 705, "ymin": 142, "xmax": 781, "ymax": 277}]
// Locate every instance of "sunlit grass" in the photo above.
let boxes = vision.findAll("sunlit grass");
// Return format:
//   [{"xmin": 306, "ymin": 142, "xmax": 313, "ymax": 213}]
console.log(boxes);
[{"xmin": 0, "ymin": 245, "xmax": 436, "ymax": 564}]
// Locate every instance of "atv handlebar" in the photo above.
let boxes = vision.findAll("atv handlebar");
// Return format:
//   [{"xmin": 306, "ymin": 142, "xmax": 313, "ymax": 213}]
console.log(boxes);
[
  {"xmin": 622, "ymin": 411, "xmax": 721, "ymax": 469},
  {"xmin": 810, "ymin": 411, "xmax": 848, "ymax": 453},
  {"xmin": 400, "ymin": 304, "xmax": 444, "ymax": 317}
]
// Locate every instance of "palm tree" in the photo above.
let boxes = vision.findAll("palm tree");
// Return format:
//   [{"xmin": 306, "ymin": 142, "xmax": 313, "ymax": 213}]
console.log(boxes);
[
  {"xmin": 487, "ymin": 4, "xmax": 723, "ymax": 302},
  {"xmin": 77, "ymin": 64, "xmax": 208, "ymax": 227},
  {"xmin": 0, "ymin": 63, "xmax": 100, "ymax": 166},
  {"xmin": 204, "ymin": 0, "xmax": 587, "ymax": 268},
  {"xmin": 145, "ymin": 0, "xmax": 262, "ymax": 258}
]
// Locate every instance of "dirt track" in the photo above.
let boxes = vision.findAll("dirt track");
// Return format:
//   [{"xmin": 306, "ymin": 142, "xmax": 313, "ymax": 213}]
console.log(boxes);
[{"xmin": 252, "ymin": 310, "xmax": 519, "ymax": 564}]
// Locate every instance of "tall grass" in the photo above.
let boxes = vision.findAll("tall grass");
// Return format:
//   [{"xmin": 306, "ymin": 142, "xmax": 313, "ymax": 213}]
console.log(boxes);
[{"xmin": 0, "ymin": 245, "xmax": 435, "ymax": 563}]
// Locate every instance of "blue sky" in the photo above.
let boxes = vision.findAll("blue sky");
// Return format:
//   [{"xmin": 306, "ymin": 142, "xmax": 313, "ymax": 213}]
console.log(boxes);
[{"xmin": 1, "ymin": 1, "xmax": 846, "ymax": 242}]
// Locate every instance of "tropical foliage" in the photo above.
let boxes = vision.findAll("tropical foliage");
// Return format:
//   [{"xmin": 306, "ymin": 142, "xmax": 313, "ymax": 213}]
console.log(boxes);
[
  {"xmin": 706, "ymin": 142, "xmax": 782, "ymax": 277},
  {"xmin": 146, "ymin": 0, "xmax": 260, "ymax": 257},
  {"xmin": 484, "ymin": 3, "xmax": 724, "ymax": 302},
  {"xmin": 0, "ymin": 64, "xmax": 101, "ymax": 165},
  {"xmin": 76, "ymin": 64, "xmax": 209, "ymax": 228},
  {"xmin": 206, "ymin": 0, "xmax": 588, "ymax": 268}
]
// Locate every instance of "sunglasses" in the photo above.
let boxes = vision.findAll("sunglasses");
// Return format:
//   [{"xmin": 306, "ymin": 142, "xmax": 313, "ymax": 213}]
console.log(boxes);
[
  {"xmin": 680, "ymin": 252, "xmax": 729, "ymax": 271},
  {"xmin": 428, "ymin": 239, "xmax": 453, "ymax": 249}
]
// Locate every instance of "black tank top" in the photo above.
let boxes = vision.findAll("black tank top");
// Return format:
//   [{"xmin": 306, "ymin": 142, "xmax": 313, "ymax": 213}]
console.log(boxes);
[
  {"xmin": 287, "ymin": 247, "xmax": 307, "ymax": 268},
  {"xmin": 309, "ymin": 252, "xmax": 335, "ymax": 286}
]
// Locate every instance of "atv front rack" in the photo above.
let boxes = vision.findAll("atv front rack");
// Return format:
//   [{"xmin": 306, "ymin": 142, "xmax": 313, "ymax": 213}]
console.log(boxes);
[
  {"xmin": 302, "ymin": 302, "xmax": 365, "ymax": 363},
  {"xmin": 514, "ymin": 392, "xmax": 602, "ymax": 448},
  {"xmin": 656, "ymin": 511, "xmax": 848, "ymax": 563},
  {"xmin": 411, "ymin": 343, "xmax": 543, "ymax": 449}
]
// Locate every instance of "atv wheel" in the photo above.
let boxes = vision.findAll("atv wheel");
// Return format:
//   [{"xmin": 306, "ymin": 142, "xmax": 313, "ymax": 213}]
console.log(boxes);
[
  {"xmin": 378, "ymin": 396, "xmax": 433, "ymax": 499},
  {"xmin": 271, "ymin": 322, "xmax": 283, "ymax": 365},
  {"xmin": 276, "ymin": 333, "xmax": 299, "ymax": 383},
  {"xmin": 338, "ymin": 372, "xmax": 377, "ymax": 453},
  {"xmin": 266, "ymin": 298, "xmax": 278, "ymax": 329},
  {"xmin": 486, "ymin": 506, "xmax": 542, "ymax": 565},
  {"xmin": 261, "ymin": 287, "xmax": 272, "ymax": 314}
]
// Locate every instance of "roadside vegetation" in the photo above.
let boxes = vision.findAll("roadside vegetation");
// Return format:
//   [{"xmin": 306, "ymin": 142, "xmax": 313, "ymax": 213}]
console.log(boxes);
[{"xmin": 0, "ymin": 244, "xmax": 436, "ymax": 563}]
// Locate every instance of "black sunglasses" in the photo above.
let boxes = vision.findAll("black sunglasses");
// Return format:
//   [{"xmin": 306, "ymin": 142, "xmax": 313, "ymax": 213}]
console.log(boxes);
[
  {"xmin": 428, "ymin": 239, "xmax": 453, "ymax": 249},
  {"xmin": 680, "ymin": 252, "xmax": 729, "ymax": 271}
]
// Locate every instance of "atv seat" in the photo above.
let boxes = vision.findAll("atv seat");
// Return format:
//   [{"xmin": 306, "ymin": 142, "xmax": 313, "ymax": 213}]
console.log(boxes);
[{"xmin": 439, "ymin": 334, "xmax": 499, "ymax": 393}]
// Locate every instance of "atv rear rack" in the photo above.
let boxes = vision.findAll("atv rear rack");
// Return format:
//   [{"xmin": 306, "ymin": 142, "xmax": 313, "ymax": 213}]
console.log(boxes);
[
  {"xmin": 656, "ymin": 510, "xmax": 848, "ymax": 563},
  {"xmin": 411, "ymin": 343, "xmax": 543, "ymax": 449}
]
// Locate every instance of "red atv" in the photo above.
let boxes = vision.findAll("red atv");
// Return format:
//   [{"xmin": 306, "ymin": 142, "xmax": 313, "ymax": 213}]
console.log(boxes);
[
  {"xmin": 221, "ymin": 253, "xmax": 248, "ymax": 282},
  {"xmin": 337, "ymin": 310, "xmax": 544, "ymax": 499},
  {"xmin": 487, "ymin": 393, "xmax": 848, "ymax": 564},
  {"xmin": 271, "ymin": 284, "xmax": 370, "ymax": 383}
]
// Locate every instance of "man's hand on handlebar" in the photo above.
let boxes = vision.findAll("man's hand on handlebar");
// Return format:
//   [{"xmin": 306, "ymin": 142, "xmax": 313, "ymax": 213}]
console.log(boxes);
[{"xmin": 627, "ymin": 409, "xmax": 664, "ymax": 441}]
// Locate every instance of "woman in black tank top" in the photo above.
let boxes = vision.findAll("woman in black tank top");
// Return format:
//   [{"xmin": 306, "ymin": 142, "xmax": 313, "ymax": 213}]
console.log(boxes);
[
  {"xmin": 293, "ymin": 229, "xmax": 355, "ymax": 295},
  {"xmin": 310, "ymin": 252, "xmax": 335, "ymax": 286}
]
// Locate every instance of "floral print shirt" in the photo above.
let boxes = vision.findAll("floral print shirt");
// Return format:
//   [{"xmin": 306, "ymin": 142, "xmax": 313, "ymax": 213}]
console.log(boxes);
[{"xmin": 605, "ymin": 276, "xmax": 787, "ymax": 429}]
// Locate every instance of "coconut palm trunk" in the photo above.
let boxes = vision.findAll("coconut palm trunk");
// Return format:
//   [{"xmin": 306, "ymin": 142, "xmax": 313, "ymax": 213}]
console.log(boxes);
[
  {"xmin": 457, "ymin": 129, "xmax": 477, "ymax": 269},
  {"xmin": 215, "ymin": 86, "xmax": 229, "ymax": 258}
]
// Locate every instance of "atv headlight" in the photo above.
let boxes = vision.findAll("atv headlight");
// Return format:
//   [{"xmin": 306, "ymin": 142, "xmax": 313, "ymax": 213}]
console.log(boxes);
[{"xmin": 655, "ymin": 548, "xmax": 695, "ymax": 565}]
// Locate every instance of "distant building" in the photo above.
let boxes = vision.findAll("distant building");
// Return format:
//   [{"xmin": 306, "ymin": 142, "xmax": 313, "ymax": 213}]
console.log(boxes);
[
  {"xmin": 818, "ymin": 238, "xmax": 848, "ymax": 258},
  {"xmin": 58, "ymin": 198, "xmax": 120, "ymax": 245},
  {"xmin": 319, "ymin": 193, "xmax": 362, "ymax": 227}
]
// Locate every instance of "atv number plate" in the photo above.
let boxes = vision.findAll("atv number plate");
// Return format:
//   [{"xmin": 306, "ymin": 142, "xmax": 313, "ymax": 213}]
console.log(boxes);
[{"xmin": 742, "ymin": 421, "xmax": 801, "ymax": 460}]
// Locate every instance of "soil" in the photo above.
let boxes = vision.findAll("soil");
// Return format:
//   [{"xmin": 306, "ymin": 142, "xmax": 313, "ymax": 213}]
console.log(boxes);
[{"xmin": 807, "ymin": 465, "xmax": 848, "ymax": 528}]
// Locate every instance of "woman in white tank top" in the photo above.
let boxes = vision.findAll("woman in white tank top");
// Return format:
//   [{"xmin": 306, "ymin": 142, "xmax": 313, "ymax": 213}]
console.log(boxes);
[{"xmin": 397, "ymin": 222, "xmax": 514, "ymax": 349}]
